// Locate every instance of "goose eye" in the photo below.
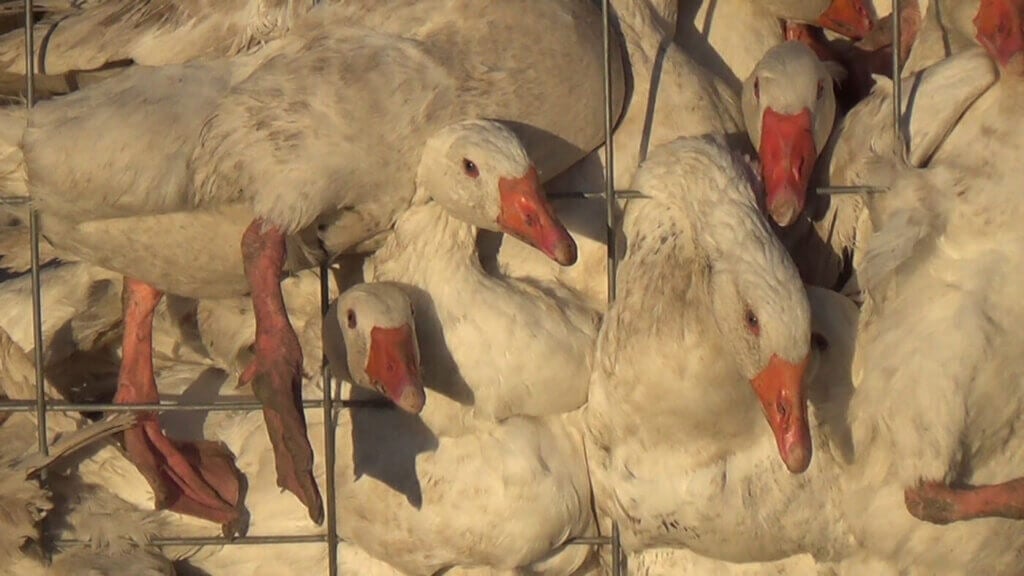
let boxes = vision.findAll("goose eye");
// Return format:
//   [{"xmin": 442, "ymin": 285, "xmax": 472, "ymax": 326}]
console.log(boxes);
[
  {"xmin": 462, "ymin": 158, "xmax": 479, "ymax": 178},
  {"xmin": 816, "ymin": 80, "xmax": 825, "ymax": 101},
  {"xmin": 409, "ymin": 303, "xmax": 415, "ymax": 317},
  {"xmin": 346, "ymin": 309, "xmax": 358, "ymax": 329},
  {"xmin": 744, "ymin": 308, "xmax": 760, "ymax": 336},
  {"xmin": 753, "ymin": 78, "xmax": 761, "ymax": 101},
  {"xmin": 811, "ymin": 332, "xmax": 830, "ymax": 352}
]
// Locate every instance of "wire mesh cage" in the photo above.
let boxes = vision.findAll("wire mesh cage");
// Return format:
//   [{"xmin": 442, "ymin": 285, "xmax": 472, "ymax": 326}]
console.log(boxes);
[{"xmin": 0, "ymin": 0, "xmax": 911, "ymax": 574}]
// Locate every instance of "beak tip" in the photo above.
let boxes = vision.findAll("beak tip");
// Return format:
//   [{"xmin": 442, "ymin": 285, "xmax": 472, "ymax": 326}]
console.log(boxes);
[
  {"xmin": 395, "ymin": 385, "xmax": 426, "ymax": 414},
  {"xmin": 782, "ymin": 441, "xmax": 812, "ymax": 474},
  {"xmin": 555, "ymin": 239, "xmax": 579, "ymax": 266},
  {"xmin": 769, "ymin": 196, "xmax": 801, "ymax": 227}
]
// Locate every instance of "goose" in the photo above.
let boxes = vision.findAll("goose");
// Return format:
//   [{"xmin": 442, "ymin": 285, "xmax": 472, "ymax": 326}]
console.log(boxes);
[
  {"xmin": 0, "ymin": 5, "xmax": 617, "ymax": 529},
  {"xmin": 674, "ymin": 0, "xmax": 874, "ymax": 90},
  {"xmin": 363, "ymin": 122, "xmax": 601, "ymax": 422},
  {"xmin": 583, "ymin": 135, "xmax": 815, "ymax": 557},
  {"xmin": 826, "ymin": 4, "xmax": 1024, "ymax": 572},
  {"xmin": 740, "ymin": 40, "xmax": 842, "ymax": 228}
]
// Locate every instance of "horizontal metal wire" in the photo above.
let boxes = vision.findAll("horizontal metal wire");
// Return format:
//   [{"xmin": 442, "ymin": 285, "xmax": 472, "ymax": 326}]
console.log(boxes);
[
  {"xmin": 0, "ymin": 195, "xmax": 29, "ymax": 205},
  {"xmin": 0, "ymin": 398, "xmax": 394, "ymax": 413},
  {"xmin": 548, "ymin": 189, "xmax": 647, "ymax": 200},
  {"xmin": 815, "ymin": 186, "xmax": 889, "ymax": 196},
  {"xmin": 52, "ymin": 534, "xmax": 611, "ymax": 547}
]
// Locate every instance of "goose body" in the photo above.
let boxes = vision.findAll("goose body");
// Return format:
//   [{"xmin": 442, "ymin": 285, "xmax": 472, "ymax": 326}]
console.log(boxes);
[
  {"xmin": 583, "ymin": 136, "xmax": 820, "ymax": 559},
  {"xmin": 836, "ymin": 3, "xmax": 1024, "ymax": 572},
  {"xmin": 366, "ymin": 201, "xmax": 599, "ymax": 421}
]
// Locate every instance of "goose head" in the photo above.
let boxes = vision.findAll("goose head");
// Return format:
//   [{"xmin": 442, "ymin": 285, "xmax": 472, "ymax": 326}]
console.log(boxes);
[
  {"xmin": 742, "ymin": 41, "xmax": 838, "ymax": 227},
  {"xmin": 975, "ymin": 0, "xmax": 1024, "ymax": 70},
  {"xmin": 632, "ymin": 136, "xmax": 814, "ymax": 473},
  {"xmin": 704, "ymin": 228, "xmax": 814, "ymax": 474},
  {"xmin": 768, "ymin": 0, "xmax": 874, "ymax": 40},
  {"xmin": 418, "ymin": 119, "xmax": 577, "ymax": 266},
  {"xmin": 324, "ymin": 283, "xmax": 424, "ymax": 414},
  {"xmin": 816, "ymin": 0, "xmax": 874, "ymax": 39}
]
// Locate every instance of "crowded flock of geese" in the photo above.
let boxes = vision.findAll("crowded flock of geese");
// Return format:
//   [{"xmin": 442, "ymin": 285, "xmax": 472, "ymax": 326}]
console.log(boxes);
[{"xmin": 0, "ymin": 0, "xmax": 1020, "ymax": 574}]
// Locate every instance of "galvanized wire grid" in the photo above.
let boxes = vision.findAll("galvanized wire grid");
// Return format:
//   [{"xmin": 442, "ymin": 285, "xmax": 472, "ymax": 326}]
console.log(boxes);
[{"xmin": 0, "ymin": 0, "xmax": 911, "ymax": 574}]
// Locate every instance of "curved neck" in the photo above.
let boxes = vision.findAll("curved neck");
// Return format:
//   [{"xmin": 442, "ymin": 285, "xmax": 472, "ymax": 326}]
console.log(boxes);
[{"xmin": 371, "ymin": 203, "xmax": 480, "ymax": 279}]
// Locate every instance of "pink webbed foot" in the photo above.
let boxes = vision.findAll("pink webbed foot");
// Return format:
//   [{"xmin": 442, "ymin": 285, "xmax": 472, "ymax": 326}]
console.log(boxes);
[
  {"xmin": 241, "ymin": 219, "xmax": 324, "ymax": 524},
  {"xmin": 116, "ymin": 278, "xmax": 245, "ymax": 534}
]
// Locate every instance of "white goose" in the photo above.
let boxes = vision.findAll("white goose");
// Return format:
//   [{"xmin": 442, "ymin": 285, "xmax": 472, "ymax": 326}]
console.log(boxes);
[
  {"xmin": 583, "ymin": 136, "xmax": 820, "ymax": 560},
  {"xmin": 741, "ymin": 40, "xmax": 841, "ymax": 228},
  {"xmin": 0, "ymin": 5, "xmax": 616, "ymax": 528},
  {"xmin": 604, "ymin": 284, "xmax": 863, "ymax": 575},
  {"xmin": 834, "ymin": 2, "xmax": 1024, "ymax": 573},
  {"xmin": 364, "ymin": 121, "xmax": 600, "ymax": 422}
]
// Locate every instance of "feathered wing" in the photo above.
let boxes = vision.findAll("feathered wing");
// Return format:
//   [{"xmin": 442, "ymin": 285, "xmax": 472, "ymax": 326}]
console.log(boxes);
[
  {"xmin": 189, "ymin": 28, "xmax": 458, "ymax": 234},
  {"xmin": 0, "ymin": 0, "xmax": 316, "ymax": 75}
]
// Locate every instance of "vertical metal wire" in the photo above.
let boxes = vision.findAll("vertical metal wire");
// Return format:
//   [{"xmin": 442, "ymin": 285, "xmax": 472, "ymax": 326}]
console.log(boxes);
[
  {"xmin": 24, "ymin": 0, "xmax": 47, "ymax": 463},
  {"xmin": 320, "ymin": 263, "xmax": 339, "ymax": 576},
  {"xmin": 611, "ymin": 520, "xmax": 623, "ymax": 576},
  {"xmin": 602, "ymin": 0, "xmax": 617, "ymax": 303},
  {"xmin": 600, "ymin": 0, "xmax": 625, "ymax": 573},
  {"xmin": 891, "ymin": 0, "xmax": 905, "ymax": 160}
]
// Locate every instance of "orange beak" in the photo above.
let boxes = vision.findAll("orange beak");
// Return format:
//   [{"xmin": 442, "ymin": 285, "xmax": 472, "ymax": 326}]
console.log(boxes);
[
  {"xmin": 817, "ymin": 0, "xmax": 874, "ymax": 40},
  {"xmin": 751, "ymin": 354, "xmax": 812, "ymax": 473},
  {"xmin": 497, "ymin": 166, "xmax": 578, "ymax": 266},
  {"xmin": 975, "ymin": 0, "xmax": 1024, "ymax": 68},
  {"xmin": 365, "ymin": 324, "xmax": 425, "ymax": 414},
  {"xmin": 759, "ymin": 107, "xmax": 817, "ymax": 227}
]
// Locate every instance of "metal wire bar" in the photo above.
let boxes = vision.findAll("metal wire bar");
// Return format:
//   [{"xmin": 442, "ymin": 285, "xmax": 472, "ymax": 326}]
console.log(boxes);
[
  {"xmin": 611, "ymin": 521, "xmax": 623, "ymax": 576},
  {"xmin": 816, "ymin": 185, "xmax": 889, "ymax": 195},
  {"xmin": 602, "ymin": 0, "xmax": 617, "ymax": 305},
  {"xmin": 548, "ymin": 190, "xmax": 647, "ymax": 200},
  {"xmin": 320, "ymin": 263, "xmax": 339, "ymax": 576},
  {"xmin": 892, "ymin": 0, "xmax": 906, "ymax": 161},
  {"xmin": 52, "ymin": 534, "xmax": 609, "ymax": 548},
  {"xmin": 600, "ymin": 0, "xmax": 625, "ymax": 572},
  {"xmin": 0, "ymin": 195, "xmax": 29, "ymax": 204},
  {"xmin": 0, "ymin": 398, "xmax": 393, "ymax": 412}
]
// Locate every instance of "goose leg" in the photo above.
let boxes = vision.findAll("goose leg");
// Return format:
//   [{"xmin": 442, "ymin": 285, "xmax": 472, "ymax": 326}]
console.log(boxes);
[
  {"xmin": 115, "ymin": 277, "xmax": 244, "ymax": 533},
  {"xmin": 239, "ymin": 218, "xmax": 324, "ymax": 524},
  {"xmin": 905, "ymin": 480, "xmax": 1024, "ymax": 524}
]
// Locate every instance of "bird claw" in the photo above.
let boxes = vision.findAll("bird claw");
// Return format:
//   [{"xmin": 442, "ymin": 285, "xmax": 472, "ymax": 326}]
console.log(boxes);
[
  {"xmin": 241, "ymin": 342, "xmax": 324, "ymax": 525},
  {"xmin": 123, "ymin": 418, "xmax": 246, "ymax": 533}
]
